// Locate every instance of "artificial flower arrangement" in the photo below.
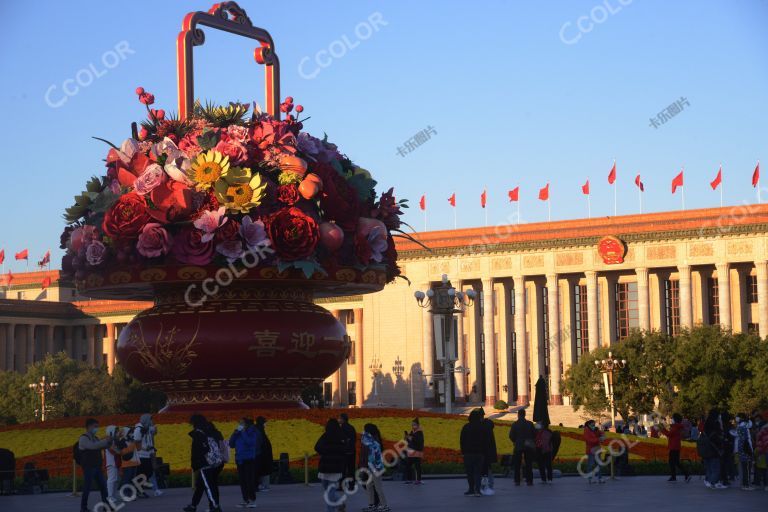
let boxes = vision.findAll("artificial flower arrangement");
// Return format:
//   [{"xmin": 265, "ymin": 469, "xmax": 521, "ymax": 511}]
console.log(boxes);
[{"xmin": 60, "ymin": 89, "xmax": 416, "ymax": 283}]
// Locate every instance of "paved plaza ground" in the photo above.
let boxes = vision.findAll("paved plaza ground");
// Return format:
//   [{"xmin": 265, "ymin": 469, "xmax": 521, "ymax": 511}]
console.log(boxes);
[{"xmin": 1, "ymin": 476, "xmax": 766, "ymax": 512}]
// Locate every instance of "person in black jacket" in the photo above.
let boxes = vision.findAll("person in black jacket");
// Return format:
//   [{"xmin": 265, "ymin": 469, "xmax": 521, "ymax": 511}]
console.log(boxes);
[
  {"xmin": 702, "ymin": 409, "xmax": 726, "ymax": 489},
  {"xmin": 255, "ymin": 416, "xmax": 273, "ymax": 492},
  {"xmin": 404, "ymin": 418, "xmax": 425, "ymax": 484},
  {"xmin": 460, "ymin": 409, "xmax": 487, "ymax": 497},
  {"xmin": 339, "ymin": 413, "xmax": 357, "ymax": 490},
  {"xmin": 184, "ymin": 414, "xmax": 224, "ymax": 512},
  {"xmin": 509, "ymin": 409, "xmax": 536, "ymax": 486},
  {"xmin": 315, "ymin": 419, "xmax": 347, "ymax": 512},
  {"xmin": 78, "ymin": 418, "xmax": 113, "ymax": 512},
  {"xmin": 481, "ymin": 412, "xmax": 498, "ymax": 495}
]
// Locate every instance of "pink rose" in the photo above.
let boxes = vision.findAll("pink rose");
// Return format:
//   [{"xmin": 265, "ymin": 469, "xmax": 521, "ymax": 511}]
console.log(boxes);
[
  {"xmin": 226, "ymin": 124, "xmax": 249, "ymax": 143},
  {"xmin": 70, "ymin": 225, "xmax": 98, "ymax": 252},
  {"xmin": 136, "ymin": 223, "xmax": 172, "ymax": 258},
  {"xmin": 85, "ymin": 240, "xmax": 107, "ymax": 266},
  {"xmin": 134, "ymin": 164, "xmax": 166, "ymax": 195},
  {"xmin": 214, "ymin": 140, "xmax": 248, "ymax": 165},
  {"xmin": 171, "ymin": 225, "xmax": 214, "ymax": 265}
]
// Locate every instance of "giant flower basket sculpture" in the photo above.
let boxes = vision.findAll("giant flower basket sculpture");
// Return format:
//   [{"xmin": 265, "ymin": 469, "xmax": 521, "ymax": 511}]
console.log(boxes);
[{"xmin": 59, "ymin": 2, "xmax": 411, "ymax": 410}]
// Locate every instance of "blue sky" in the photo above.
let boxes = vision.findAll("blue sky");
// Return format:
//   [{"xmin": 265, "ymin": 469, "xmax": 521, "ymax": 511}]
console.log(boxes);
[{"xmin": 1, "ymin": 0, "xmax": 766, "ymax": 270}]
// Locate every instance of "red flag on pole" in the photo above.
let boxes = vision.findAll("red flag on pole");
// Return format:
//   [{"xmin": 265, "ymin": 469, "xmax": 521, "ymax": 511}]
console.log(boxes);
[
  {"xmin": 0, "ymin": 249, "xmax": 4, "ymax": 265},
  {"xmin": 41, "ymin": 276, "xmax": 52, "ymax": 290},
  {"xmin": 608, "ymin": 163, "xmax": 617, "ymax": 184},
  {"xmin": 671, "ymin": 170, "xmax": 684, "ymax": 193},
  {"xmin": 448, "ymin": 193, "xmax": 456, "ymax": 207},
  {"xmin": 710, "ymin": 167, "xmax": 722, "ymax": 190},
  {"xmin": 419, "ymin": 195, "xmax": 426, "ymax": 211},
  {"xmin": 634, "ymin": 174, "xmax": 644, "ymax": 191},
  {"xmin": 752, "ymin": 162, "xmax": 760, "ymax": 187},
  {"xmin": 15, "ymin": 249, "xmax": 28, "ymax": 260},
  {"xmin": 581, "ymin": 180, "xmax": 590, "ymax": 195},
  {"xmin": 508, "ymin": 187, "xmax": 519, "ymax": 202},
  {"xmin": 38, "ymin": 250, "xmax": 51, "ymax": 268},
  {"xmin": 480, "ymin": 189, "xmax": 487, "ymax": 208},
  {"xmin": 538, "ymin": 183, "xmax": 549, "ymax": 201}
]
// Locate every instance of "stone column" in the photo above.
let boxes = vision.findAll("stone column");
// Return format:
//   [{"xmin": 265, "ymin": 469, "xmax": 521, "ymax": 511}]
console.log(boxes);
[
  {"xmin": 330, "ymin": 310, "xmax": 346, "ymax": 407},
  {"xmin": 106, "ymin": 323, "xmax": 116, "ymax": 375},
  {"xmin": 679, "ymin": 265, "xmax": 693, "ymax": 329},
  {"xmin": 636, "ymin": 268, "xmax": 651, "ymax": 331},
  {"xmin": 421, "ymin": 283, "xmax": 435, "ymax": 401},
  {"xmin": 64, "ymin": 326, "xmax": 74, "ymax": 359},
  {"xmin": 498, "ymin": 281, "xmax": 514, "ymax": 405},
  {"xmin": 45, "ymin": 325, "xmax": 55, "ymax": 356},
  {"xmin": 513, "ymin": 275, "xmax": 529, "ymax": 405},
  {"xmin": 605, "ymin": 275, "xmax": 618, "ymax": 345},
  {"xmin": 716, "ymin": 263, "xmax": 732, "ymax": 330},
  {"xmin": 354, "ymin": 308, "xmax": 364, "ymax": 407},
  {"xmin": 755, "ymin": 261, "xmax": 768, "ymax": 338},
  {"xmin": 86, "ymin": 325, "xmax": 97, "ymax": 366},
  {"xmin": 585, "ymin": 271, "xmax": 599, "ymax": 352},
  {"xmin": 26, "ymin": 324, "xmax": 36, "ymax": 366},
  {"xmin": 5, "ymin": 323, "xmax": 15, "ymax": 371},
  {"xmin": 482, "ymin": 278, "xmax": 497, "ymax": 406},
  {"xmin": 455, "ymin": 284, "xmax": 466, "ymax": 399},
  {"xmin": 546, "ymin": 274, "xmax": 563, "ymax": 405}
]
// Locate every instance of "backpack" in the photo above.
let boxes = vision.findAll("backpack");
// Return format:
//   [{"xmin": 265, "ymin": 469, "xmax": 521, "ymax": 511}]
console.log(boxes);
[
  {"xmin": 219, "ymin": 439, "xmax": 230, "ymax": 464},
  {"xmin": 202, "ymin": 432, "xmax": 224, "ymax": 467},
  {"xmin": 73, "ymin": 441, "xmax": 82, "ymax": 466}
]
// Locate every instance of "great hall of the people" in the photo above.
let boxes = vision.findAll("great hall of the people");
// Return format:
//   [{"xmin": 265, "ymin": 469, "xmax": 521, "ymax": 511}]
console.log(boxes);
[{"xmin": 3, "ymin": 204, "xmax": 768, "ymax": 411}]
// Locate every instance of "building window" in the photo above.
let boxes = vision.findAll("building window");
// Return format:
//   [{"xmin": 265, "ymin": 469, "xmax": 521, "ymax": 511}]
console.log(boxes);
[
  {"xmin": 347, "ymin": 381, "xmax": 357, "ymax": 405},
  {"xmin": 747, "ymin": 275, "xmax": 758, "ymax": 304},
  {"xmin": 747, "ymin": 323, "xmax": 759, "ymax": 335},
  {"xmin": 664, "ymin": 279, "xmax": 681, "ymax": 336},
  {"xmin": 510, "ymin": 331, "xmax": 518, "ymax": 400},
  {"xmin": 542, "ymin": 286, "xmax": 550, "ymax": 377},
  {"xmin": 615, "ymin": 282, "xmax": 639, "ymax": 340},
  {"xmin": 707, "ymin": 277, "xmax": 720, "ymax": 325},
  {"xmin": 17, "ymin": 291, "xmax": 25, "ymax": 300},
  {"xmin": 347, "ymin": 338, "xmax": 355, "ymax": 365},
  {"xmin": 574, "ymin": 284, "xmax": 589, "ymax": 360},
  {"xmin": 323, "ymin": 382, "xmax": 332, "ymax": 404},
  {"xmin": 510, "ymin": 288, "xmax": 516, "ymax": 315}
]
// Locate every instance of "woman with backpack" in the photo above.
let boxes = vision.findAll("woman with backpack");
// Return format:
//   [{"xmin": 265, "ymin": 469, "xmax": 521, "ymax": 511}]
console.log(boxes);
[
  {"xmin": 184, "ymin": 414, "xmax": 225, "ymax": 512},
  {"xmin": 361, "ymin": 423, "xmax": 389, "ymax": 512},
  {"xmin": 315, "ymin": 418, "xmax": 347, "ymax": 512}
]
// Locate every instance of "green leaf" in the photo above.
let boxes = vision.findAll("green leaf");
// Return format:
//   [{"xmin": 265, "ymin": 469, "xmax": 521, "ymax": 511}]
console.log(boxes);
[
  {"xmin": 197, "ymin": 129, "xmax": 220, "ymax": 151},
  {"xmin": 346, "ymin": 173, "xmax": 378, "ymax": 201}
]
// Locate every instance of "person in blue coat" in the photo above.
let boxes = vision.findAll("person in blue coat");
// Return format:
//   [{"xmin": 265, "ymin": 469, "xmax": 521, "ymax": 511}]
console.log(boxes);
[{"xmin": 229, "ymin": 417, "xmax": 262, "ymax": 508}]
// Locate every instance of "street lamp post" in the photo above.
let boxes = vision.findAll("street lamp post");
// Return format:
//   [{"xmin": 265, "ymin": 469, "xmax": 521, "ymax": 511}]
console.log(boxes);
[
  {"xmin": 28, "ymin": 375, "xmax": 58, "ymax": 422},
  {"xmin": 414, "ymin": 274, "xmax": 476, "ymax": 414},
  {"xmin": 594, "ymin": 351, "xmax": 626, "ymax": 429}
]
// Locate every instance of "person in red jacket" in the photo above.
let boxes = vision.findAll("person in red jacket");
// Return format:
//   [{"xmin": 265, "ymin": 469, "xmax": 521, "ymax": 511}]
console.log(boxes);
[
  {"xmin": 583, "ymin": 420, "xmax": 605, "ymax": 484},
  {"xmin": 660, "ymin": 413, "xmax": 691, "ymax": 482}
]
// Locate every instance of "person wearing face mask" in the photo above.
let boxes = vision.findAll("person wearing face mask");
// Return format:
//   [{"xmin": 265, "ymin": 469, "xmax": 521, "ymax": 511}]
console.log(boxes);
[
  {"xmin": 229, "ymin": 417, "xmax": 261, "ymax": 508},
  {"xmin": 660, "ymin": 413, "xmax": 691, "ymax": 483},
  {"xmin": 583, "ymin": 420, "xmax": 605, "ymax": 484},
  {"xmin": 133, "ymin": 413, "xmax": 157, "ymax": 498},
  {"xmin": 103, "ymin": 426, "xmax": 121, "ymax": 503},
  {"xmin": 78, "ymin": 418, "xmax": 113, "ymax": 512},
  {"xmin": 733, "ymin": 413, "xmax": 755, "ymax": 491}
]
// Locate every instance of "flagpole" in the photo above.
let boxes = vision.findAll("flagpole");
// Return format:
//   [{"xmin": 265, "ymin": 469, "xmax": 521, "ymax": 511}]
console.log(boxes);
[
  {"xmin": 587, "ymin": 194, "xmax": 591, "ymax": 219},
  {"xmin": 484, "ymin": 205, "xmax": 488, "ymax": 227},
  {"xmin": 613, "ymin": 158, "xmax": 617, "ymax": 216},
  {"xmin": 454, "ymin": 206, "xmax": 457, "ymax": 230},
  {"xmin": 639, "ymin": 185, "xmax": 643, "ymax": 214},
  {"xmin": 517, "ymin": 201, "xmax": 520, "ymax": 225},
  {"xmin": 547, "ymin": 198, "xmax": 551, "ymax": 222},
  {"xmin": 720, "ymin": 165, "xmax": 723, "ymax": 208},
  {"xmin": 758, "ymin": 160, "xmax": 762, "ymax": 203},
  {"xmin": 423, "ymin": 209, "xmax": 427, "ymax": 232}
]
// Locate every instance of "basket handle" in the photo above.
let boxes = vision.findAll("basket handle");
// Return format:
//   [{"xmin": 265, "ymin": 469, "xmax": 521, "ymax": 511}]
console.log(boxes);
[{"xmin": 176, "ymin": 2, "xmax": 281, "ymax": 120}]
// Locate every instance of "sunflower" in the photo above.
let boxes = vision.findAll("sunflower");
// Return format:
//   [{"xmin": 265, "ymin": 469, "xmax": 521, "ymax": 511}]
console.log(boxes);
[
  {"xmin": 188, "ymin": 150, "xmax": 230, "ymax": 190},
  {"xmin": 214, "ymin": 167, "xmax": 268, "ymax": 213}
]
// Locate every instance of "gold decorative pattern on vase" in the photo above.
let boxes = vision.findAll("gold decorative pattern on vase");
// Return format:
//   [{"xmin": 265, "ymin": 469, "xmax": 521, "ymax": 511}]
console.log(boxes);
[
  {"xmin": 140, "ymin": 268, "xmax": 168, "ymax": 281},
  {"xmin": 177, "ymin": 266, "xmax": 207, "ymax": 280},
  {"xmin": 128, "ymin": 320, "xmax": 201, "ymax": 380}
]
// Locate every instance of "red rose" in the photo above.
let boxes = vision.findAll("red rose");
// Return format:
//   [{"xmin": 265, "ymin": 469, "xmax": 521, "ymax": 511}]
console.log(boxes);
[
  {"xmin": 276, "ymin": 184, "xmax": 300, "ymax": 205},
  {"xmin": 311, "ymin": 162, "xmax": 360, "ymax": 230},
  {"xmin": 215, "ymin": 218, "xmax": 240, "ymax": 243},
  {"xmin": 102, "ymin": 192, "xmax": 151, "ymax": 239},
  {"xmin": 171, "ymin": 225, "xmax": 214, "ymax": 265},
  {"xmin": 148, "ymin": 180, "xmax": 193, "ymax": 223},
  {"xmin": 266, "ymin": 207, "xmax": 319, "ymax": 261},
  {"xmin": 214, "ymin": 140, "xmax": 248, "ymax": 165}
]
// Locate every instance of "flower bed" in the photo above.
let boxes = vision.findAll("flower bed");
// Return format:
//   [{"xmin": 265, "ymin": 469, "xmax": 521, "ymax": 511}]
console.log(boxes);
[{"xmin": 1, "ymin": 408, "xmax": 697, "ymax": 478}]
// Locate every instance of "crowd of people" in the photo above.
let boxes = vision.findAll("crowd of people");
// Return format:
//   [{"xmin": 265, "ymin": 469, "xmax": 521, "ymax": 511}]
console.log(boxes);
[{"xmin": 73, "ymin": 407, "xmax": 768, "ymax": 512}]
